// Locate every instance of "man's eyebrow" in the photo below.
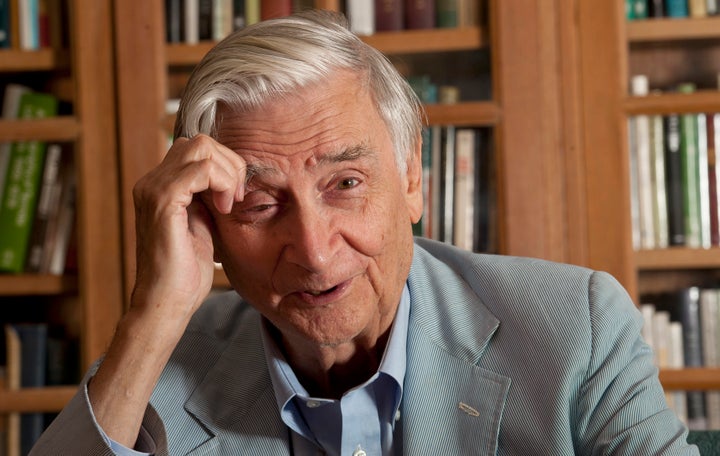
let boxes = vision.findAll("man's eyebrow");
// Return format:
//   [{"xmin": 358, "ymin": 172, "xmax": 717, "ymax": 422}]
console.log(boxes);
[{"xmin": 316, "ymin": 144, "xmax": 375, "ymax": 165}]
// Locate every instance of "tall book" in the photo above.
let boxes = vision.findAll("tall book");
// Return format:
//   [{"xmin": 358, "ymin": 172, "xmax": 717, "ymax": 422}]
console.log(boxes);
[
  {"xmin": 708, "ymin": 0, "xmax": 719, "ymax": 15},
  {"xmin": 633, "ymin": 0, "xmax": 649, "ymax": 18},
  {"xmin": 166, "ymin": 0, "xmax": 184, "ymax": 43},
  {"xmin": 668, "ymin": 321, "xmax": 688, "ymax": 425},
  {"xmin": 232, "ymin": 0, "xmax": 245, "ymax": 30},
  {"xmin": 709, "ymin": 113, "xmax": 720, "ymax": 246},
  {"xmin": 441, "ymin": 125, "xmax": 455, "ymax": 244},
  {"xmin": 664, "ymin": 113, "xmax": 685, "ymax": 245},
  {"xmin": 429, "ymin": 124, "xmax": 443, "ymax": 240},
  {"xmin": 260, "ymin": 0, "xmax": 292, "ymax": 20},
  {"xmin": 43, "ymin": 158, "xmax": 76, "ymax": 275},
  {"xmin": 184, "ymin": 0, "xmax": 199, "ymax": 44},
  {"xmin": 0, "ymin": 90, "xmax": 59, "ymax": 273},
  {"xmin": 628, "ymin": 116, "xmax": 641, "ymax": 249},
  {"xmin": 0, "ymin": 0, "xmax": 9, "ymax": 47},
  {"xmin": 678, "ymin": 287, "xmax": 707, "ymax": 430},
  {"xmin": 405, "ymin": 0, "xmax": 434, "ymax": 29},
  {"xmin": 649, "ymin": 0, "xmax": 665, "ymax": 16},
  {"xmin": 689, "ymin": 0, "xmax": 708, "ymax": 16},
  {"xmin": 5, "ymin": 324, "xmax": 48, "ymax": 455},
  {"xmin": 453, "ymin": 128, "xmax": 476, "ymax": 251},
  {"xmin": 347, "ymin": 0, "xmax": 375, "ymax": 36},
  {"xmin": 244, "ymin": 0, "xmax": 260, "ymax": 26},
  {"xmin": 375, "ymin": 0, "xmax": 403, "ymax": 31},
  {"xmin": 18, "ymin": 0, "xmax": 40, "ymax": 50},
  {"xmin": 678, "ymin": 83, "xmax": 702, "ymax": 248},
  {"xmin": 630, "ymin": 76, "xmax": 655, "ymax": 249},
  {"xmin": 699, "ymin": 289, "xmax": 720, "ymax": 430},
  {"xmin": 650, "ymin": 112, "xmax": 669, "ymax": 248},
  {"xmin": 696, "ymin": 113, "xmax": 712, "ymax": 248},
  {"xmin": 24, "ymin": 143, "xmax": 62, "ymax": 273},
  {"xmin": 212, "ymin": 0, "xmax": 233, "ymax": 40}
]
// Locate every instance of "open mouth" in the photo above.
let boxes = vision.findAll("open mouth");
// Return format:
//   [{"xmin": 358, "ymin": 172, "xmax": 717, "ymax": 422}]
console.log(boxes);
[{"xmin": 306, "ymin": 285, "xmax": 338, "ymax": 296}]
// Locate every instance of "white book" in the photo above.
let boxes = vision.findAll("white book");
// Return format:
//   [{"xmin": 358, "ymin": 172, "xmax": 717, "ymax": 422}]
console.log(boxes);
[
  {"xmin": 212, "ymin": 0, "xmax": 233, "ymax": 41},
  {"xmin": 346, "ymin": 0, "xmax": 374, "ymax": 36},
  {"xmin": 708, "ymin": 0, "xmax": 719, "ymax": 15},
  {"xmin": 700, "ymin": 289, "xmax": 720, "ymax": 429},
  {"xmin": 184, "ymin": 0, "xmax": 200, "ymax": 44},
  {"xmin": 649, "ymin": 113, "xmax": 669, "ymax": 248},
  {"xmin": 640, "ymin": 303, "xmax": 655, "ymax": 351},
  {"xmin": 630, "ymin": 75, "xmax": 654, "ymax": 249},
  {"xmin": 628, "ymin": 116, "xmax": 641, "ymax": 250},
  {"xmin": 430, "ymin": 125, "xmax": 442, "ymax": 240},
  {"xmin": 652, "ymin": 310, "xmax": 670, "ymax": 368},
  {"xmin": 696, "ymin": 114, "xmax": 711, "ymax": 248},
  {"xmin": 668, "ymin": 321, "xmax": 688, "ymax": 425},
  {"xmin": 18, "ymin": 0, "xmax": 39, "ymax": 50},
  {"xmin": 453, "ymin": 129, "xmax": 476, "ymax": 251},
  {"xmin": 442, "ymin": 126, "xmax": 455, "ymax": 244}
]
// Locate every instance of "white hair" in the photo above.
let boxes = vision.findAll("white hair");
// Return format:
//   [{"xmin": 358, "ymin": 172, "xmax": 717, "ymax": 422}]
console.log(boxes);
[{"xmin": 175, "ymin": 9, "xmax": 424, "ymax": 172}]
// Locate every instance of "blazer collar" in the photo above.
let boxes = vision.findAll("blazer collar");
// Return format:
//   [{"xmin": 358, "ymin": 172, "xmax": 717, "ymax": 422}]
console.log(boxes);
[{"xmin": 401, "ymin": 242, "xmax": 510, "ymax": 455}]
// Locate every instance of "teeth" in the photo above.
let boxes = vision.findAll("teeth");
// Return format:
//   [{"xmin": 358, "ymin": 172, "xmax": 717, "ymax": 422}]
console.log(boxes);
[{"xmin": 308, "ymin": 291, "xmax": 323, "ymax": 296}]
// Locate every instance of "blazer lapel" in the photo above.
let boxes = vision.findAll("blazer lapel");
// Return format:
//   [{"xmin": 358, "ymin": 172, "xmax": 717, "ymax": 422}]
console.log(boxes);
[
  {"xmin": 402, "ymin": 245, "xmax": 511, "ymax": 455},
  {"xmin": 182, "ymin": 312, "xmax": 291, "ymax": 455}
]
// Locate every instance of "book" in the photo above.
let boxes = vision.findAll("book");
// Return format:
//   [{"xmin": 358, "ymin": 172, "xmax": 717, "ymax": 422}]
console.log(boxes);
[
  {"xmin": 665, "ymin": 0, "xmax": 690, "ymax": 16},
  {"xmin": 708, "ymin": 113, "xmax": 720, "ymax": 246},
  {"xmin": 650, "ymin": 112, "xmax": 669, "ymax": 248},
  {"xmin": 665, "ymin": 113, "xmax": 685, "ymax": 245},
  {"xmin": 708, "ymin": 0, "xmax": 719, "ymax": 15},
  {"xmin": 699, "ymin": 289, "xmax": 720, "ymax": 429},
  {"xmin": 232, "ymin": 0, "xmax": 245, "ymax": 30},
  {"xmin": 260, "ymin": 0, "xmax": 291, "ymax": 20},
  {"xmin": 244, "ymin": 0, "xmax": 260, "ymax": 26},
  {"xmin": 0, "ymin": 0, "xmax": 10, "ymax": 47},
  {"xmin": 18, "ymin": 0, "xmax": 40, "ymax": 50},
  {"xmin": 0, "ymin": 84, "xmax": 31, "ymax": 206},
  {"xmin": 453, "ymin": 128, "xmax": 476, "ymax": 251},
  {"xmin": 5, "ymin": 323, "xmax": 49, "ymax": 455},
  {"xmin": 436, "ymin": 0, "xmax": 458, "ymax": 27},
  {"xmin": 649, "ymin": 0, "xmax": 665, "ymax": 16},
  {"xmin": 43, "ymin": 157, "xmax": 75, "ymax": 275},
  {"xmin": 166, "ymin": 0, "xmax": 184, "ymax": 43},
  {"xmin": 0, "ymin": 90, "xmax": 59, "ymax": 273},
  {"xmin": 24, "ymin": 142, "xmax": 62, "ymax": 273},
  {"xmin": 633, "ymin": 0, "xmax": 649, "ymax": 18},
  {"xmin": 198, "ymin": 0, "xmax": 213, "ymax": 40},
  {"xmin": 184, "ymin": 0, "xmax": 199, "ymax": 44},
  {"xmin": 677, "ymin": 287, "xmax": 707, "ymax": 430},
  {"xmin": 696, "ymin": 113, "xmax": 711, "ymax": 248},
  {"xmin": 375, "ymin": 0, "xmax": 403, "ymax": 31},
  {"xmin": 678, "ymin": 84, "xmax": 702, "ymax": 248},
  {"xmin": 405, "ymin": 0, "xmax": 434, "ymax": 29},
  {"xmin": 668, "ymin": 321, "xmax": 689, "ymax": 425},
  {"xmin": 689, "ymin": 0, "xmax": 708, "ymax": 16},
  {"xmin": 429, "ymin": 124, "xmax": 442, "ymax": 240},
  {"xmin": 212, "ymin": 0, "xmax": 232, "ymax": 41},
  {"xmin": 630, "ymin": 76, "xmax": 655, "ymax": 249},
  {"xmin": 628, "ymin": 116, "xmax": 641, "ymax": 249},
  {"xmin": 441, "ymin": 125, "xmax": 456, "ymax": 244},
  {"xmin": 347, "ymin": 0, "xmax": 375, "ymax": 35}
]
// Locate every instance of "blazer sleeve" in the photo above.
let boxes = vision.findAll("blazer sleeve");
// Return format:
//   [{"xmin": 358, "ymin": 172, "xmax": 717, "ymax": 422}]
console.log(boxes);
[{"xmin": 573, "ymin": 271, "xmax": 698, "ymax": 455}]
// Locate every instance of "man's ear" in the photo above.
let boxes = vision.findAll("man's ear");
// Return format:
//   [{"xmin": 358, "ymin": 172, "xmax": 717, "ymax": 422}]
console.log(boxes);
[{"xmin": 404, "ymin": 135, "xmax": 424, "ymax": 224}]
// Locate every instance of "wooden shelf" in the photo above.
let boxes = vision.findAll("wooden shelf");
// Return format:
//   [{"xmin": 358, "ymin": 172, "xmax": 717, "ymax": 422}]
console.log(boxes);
[
  {"xmin": 0, "ymin": 274, "xmax": 77, "ymax": 296},
  {"xmin": 166, "ymin": 27, "xmax": 485, "ymax": 66},
  {"xmin": 0, "ymin": 48, "xmax": 70, "ymax": 72},
  {"xmin": 624, "ymin": 91, "xmax": 720, "ymax": 115},
  {"xmin": 0, "ymin": 386, "xmax": 77, "ymax": 413},
  {"xmin": 627, "ymin": 16, "xmax": 720, "ymax": 42},
  {"xmin": 425, "ymin": 101, "xmax": 499, "ymax": 126},
  {"xmin": 635, "ymin": 247, "xmax": 720, "ymax": 270},
  {"xmin": 659, "ymin": 368, "xmax": 720, "ymax": 391},
  {"xmin": 0, "ymin": 116, "xmax": 82, "ymax": 142}
]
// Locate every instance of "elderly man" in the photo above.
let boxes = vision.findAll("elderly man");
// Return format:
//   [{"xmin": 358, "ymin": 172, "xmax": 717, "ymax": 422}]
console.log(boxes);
[{"xmin": 32, "ymin": 10, "xmax": 697, "ymax": 455}]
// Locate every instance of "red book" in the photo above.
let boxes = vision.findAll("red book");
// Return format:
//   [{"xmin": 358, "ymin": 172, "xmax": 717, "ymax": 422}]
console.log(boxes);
[
  {"xmin": 405, "ymin": 0, "xmax": 434, "ymax": 29},
  {"xmin": 375, "ymin": 0, "xmax": 403, "ymax": 31},
  {"xmin": 707, "ymin": 113, "xmax": 719, "ymax": 246},
  {"xmin": 261, "ymin": 0, "xmax": 292, "ymax": 20}
]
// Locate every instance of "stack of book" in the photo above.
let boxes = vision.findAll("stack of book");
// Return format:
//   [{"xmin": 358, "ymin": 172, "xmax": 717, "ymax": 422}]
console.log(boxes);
[
  {"xmin": 641, "ymin": 287, "xmax": 720, "ymax": 430},
  {"xmin": 628, "ymin": 75, "xmax": 720, "ymax": 250},
  {"xmin": 348, "ymin": 0, "xmax": 479, "ymax": 35},
  {"xmin": 0, "ymin": 0, "xmax": 66, "ymax": 50},
  {"xmin": 0, "ymin": 84, "xmax": 76, "ymax": 275}
]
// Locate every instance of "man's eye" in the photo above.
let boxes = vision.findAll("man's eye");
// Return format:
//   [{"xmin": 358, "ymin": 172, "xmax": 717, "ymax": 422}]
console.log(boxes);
[
  {"xmin": 337, "ymin": 177, "xmax": 360, "ymax": 189},
  {"xmin": 247, "ymin": 204, "xmax": 274, "ymax": 213}
]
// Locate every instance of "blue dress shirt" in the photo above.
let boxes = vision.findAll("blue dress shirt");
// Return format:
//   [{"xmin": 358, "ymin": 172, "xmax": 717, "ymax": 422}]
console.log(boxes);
[{"xmin": 105, "ymin": 284, "xmax": 410, "ymax": 456}]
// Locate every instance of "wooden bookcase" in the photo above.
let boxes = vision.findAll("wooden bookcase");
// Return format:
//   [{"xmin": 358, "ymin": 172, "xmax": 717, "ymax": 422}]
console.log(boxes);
[
  {"xmin": 576, "ymin": 2, "xmax": 720, "ymax": 392},
  {"xmin": 0, "ymin": 0, "xmax": 124, "ymax": 414},
  {"xmin": 112, "ymin": 0, "xmax": 584, "ymax": 297}
]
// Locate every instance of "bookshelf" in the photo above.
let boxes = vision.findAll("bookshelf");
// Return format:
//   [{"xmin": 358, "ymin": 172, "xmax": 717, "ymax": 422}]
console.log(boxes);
[
  {"xmin": 0, "ymin": 0, "xmax": 124, "ymax": 416},
  {"xmin": 113, "ymin": 0, "xmax": 584, "ymax": 300},
  {"xmin": 576, "ymin": 2, "xmax": 720, "ymax": 394}
]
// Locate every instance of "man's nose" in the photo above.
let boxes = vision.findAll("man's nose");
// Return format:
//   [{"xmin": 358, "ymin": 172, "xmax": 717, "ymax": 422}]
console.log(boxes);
[{"xmin": 281, "ymin": 204, "xmax": 338, "ymax": 273}]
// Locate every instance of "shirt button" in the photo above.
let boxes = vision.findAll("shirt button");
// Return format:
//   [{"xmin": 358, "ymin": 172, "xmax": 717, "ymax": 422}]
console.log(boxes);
[{"xmin": 306, "ymin": 400, "xmax": 322, "ymax": 408}]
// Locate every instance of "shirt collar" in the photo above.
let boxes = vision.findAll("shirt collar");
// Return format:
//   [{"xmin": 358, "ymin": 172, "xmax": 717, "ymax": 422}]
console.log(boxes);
[{"xmin": 261, "ymin": 283, "xmax": 411, "ymax": 412}]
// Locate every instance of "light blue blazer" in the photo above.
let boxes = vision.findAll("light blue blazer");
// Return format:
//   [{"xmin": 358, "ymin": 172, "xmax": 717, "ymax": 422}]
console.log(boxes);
[{"xmin": 32, "ymin": 239, "xmax": 699, "ymax": 455}]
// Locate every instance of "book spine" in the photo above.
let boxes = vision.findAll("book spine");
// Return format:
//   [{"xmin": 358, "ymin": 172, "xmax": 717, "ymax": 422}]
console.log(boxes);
[
  {"xmin": 679, "ymin": 287, "xmax": 708, "ymax": 430},
  {"xmin": 232, "ymin": 0, "xmax": 245, "ymax": 31},
  {"xmin": 441, "ymin": 125, "xmax": 455, "ymax": 244},
  {"xmin": 212, "ymin": 0, "xmax": 232, "ymax": 40},
  {"xmin": 633, "ymin": 0, "xmax": 649, "ymax": 18},
  {"xmin": 436, "ymin": 0, "xmax": 458, "ymax": 27},
  {"xmin": 714, "ymin": 113, "xmax": 720, "ymax": 245},
  {"xmin": 198, "ymin": 0, "xmax": 213, "ymax": 39},
  {"xmin": 430, "ymin": 124, "xmax": 442, "ymax": 240},
  {"xmin": 405, "ymin": 0, "xmax": 434, "ymax": 29},
  {"xmin": 453, "ymin": 128, "xmax": 475, "ymax": 251},
  {"xmin": 650, "ymin": 113, "xmax": 669, "ymax": 248},
  {"xmin": 347, "ymin": 0, "xmax": 375, "ymax": 35},
  {"xmin": 689, "ymin": 0, "xmax": 708, "ymax": 16},
  {"xmin": 0, "ymin": 0, "xmax": 9, "ymax": 48},
  {"xmin": 708, "ymin": 0, "xmax": 719, "ymax": 15},
  {"xmin": 696, "ymin": 113, "xmax": 711, "ymax": 248},
  {"xmin": 25, "ymin": 142, "xmax": 61, "ymax": 273},
  {"xmin": 260, "ymin": 0, "xmax": 292, "ymax": 20},
  {"xmin": 375, "ymin": 0, "xmax": 403, "ymax": 31},
  {"xmin": 665, "ymin": 0, "xmax": 689, "ymax": 16},
  {"xmin": 166, "ymin": 0, "xmax": 184, "ymax": 43},
  {"xmin": 631, "ymin": 76, "xmax": 654, "ymax": 250},
  {"xmin": 665, "ymin": 113, "xmax": 686, "ymax": 245},
  {"xmin": 244, "ymin": 0, "xmax": 260, "ymax": 27},
  {"xmin": 184, "ymin": 0, "xmax": 199, "ymax": 44},
  {"xmin": 0, "ymin": 91, "xmax": 58, "ymax": 273},
  {"xmin": 649, "ymin": 0, "xmax": 665, "ymax": 16}
]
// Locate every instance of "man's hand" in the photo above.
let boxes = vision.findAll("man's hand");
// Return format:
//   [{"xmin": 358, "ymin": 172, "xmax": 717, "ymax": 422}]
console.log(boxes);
[{"xmin": 88, "ymin": 134, "xmax": 245, "ymax": 448}]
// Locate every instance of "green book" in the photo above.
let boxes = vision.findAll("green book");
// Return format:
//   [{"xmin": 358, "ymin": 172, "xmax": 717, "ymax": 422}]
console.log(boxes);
[
  {"xmin": 677, "ymin": 83, "xmax": 701, "ymax": 248},
  {"xmin": 0, "ymin": 91, "xmax": 59, "ymax": 273},
  {"xmin": 436, "ymin": 0, "xmax": 458, "ymax": 28}
]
